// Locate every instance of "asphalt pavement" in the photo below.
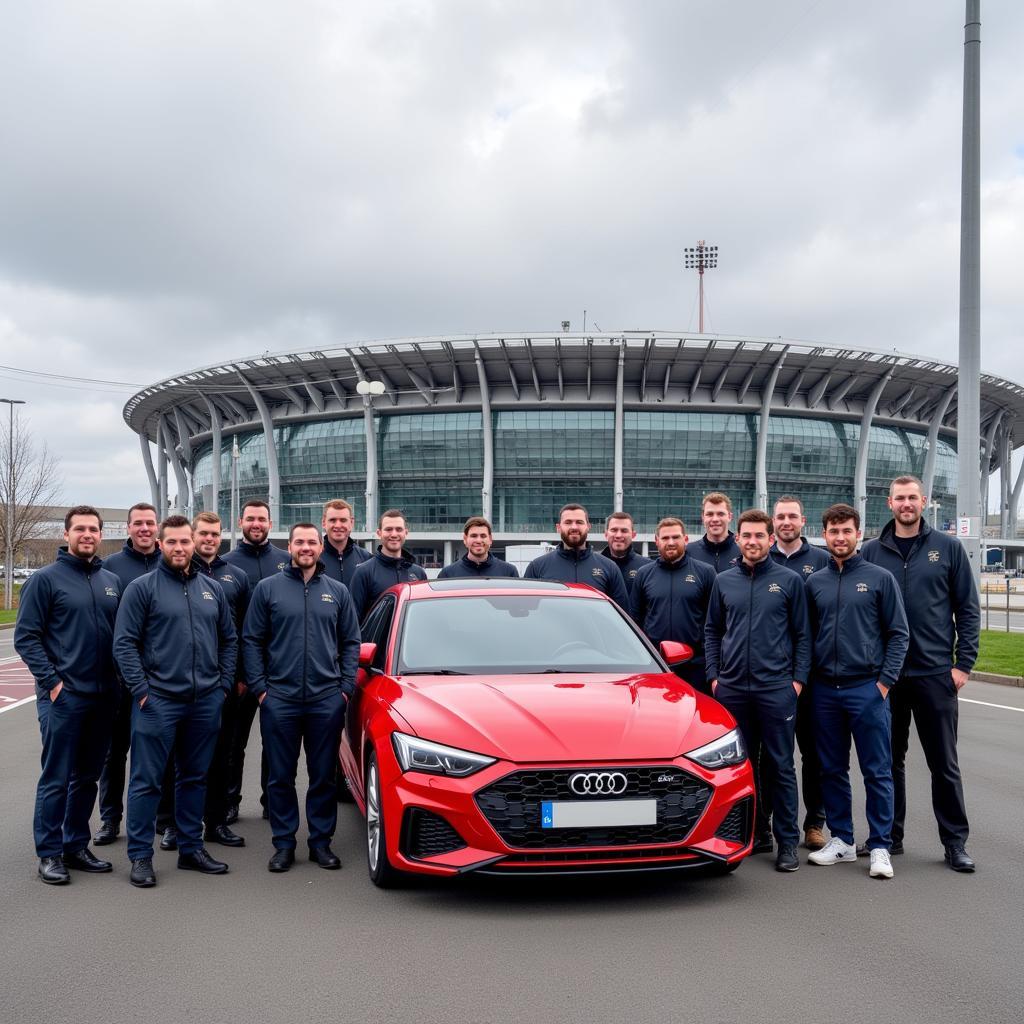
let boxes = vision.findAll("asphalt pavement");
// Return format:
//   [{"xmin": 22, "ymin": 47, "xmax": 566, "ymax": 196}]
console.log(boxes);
[{"xmin": 1, "ymin": 677, "xmax": 1022, "ymax": 1024}]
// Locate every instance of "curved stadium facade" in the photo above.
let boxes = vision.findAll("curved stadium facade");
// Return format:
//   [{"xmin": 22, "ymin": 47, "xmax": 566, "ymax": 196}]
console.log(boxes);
[{"xmin": 123, "ymin": 333, "xmax": 1024, "ymax": 563}]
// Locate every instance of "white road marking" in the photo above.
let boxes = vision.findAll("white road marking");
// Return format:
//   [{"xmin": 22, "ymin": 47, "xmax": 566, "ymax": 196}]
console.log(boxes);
[
  {"xmin": 960, "ymin": 697, "xmax": 1024, "ymax": 714},
  {"xmin": 0, "ymin": 695, "xmax": 36, "ymax": 715}
]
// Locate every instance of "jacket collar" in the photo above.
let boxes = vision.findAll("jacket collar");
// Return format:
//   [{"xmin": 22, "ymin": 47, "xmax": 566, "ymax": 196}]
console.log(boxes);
[
  {"xmin": 828, "ymin": 553, "xmax": 863, "ymax": 573},
  {"xmin": 237, "ymin": 537, "xmax": 273, "ymax": 558},
  {"xmin": 737, "ymin": 555, "xmax": 773, "ymax": 578},
  {"xmin": 460, "ymin": 553, "xmax": 494, "ymax": 571},
  {"xmin": 656, "ymin": 552, "xmax": 689, "ymax": 571},
  {"xmin": 770, "ymin": 538, "xmax": 810, "ymax": 560},
  {"xmin": 600, "ymin": 545, "xmax": 638, "ymax": 566},
  {"xmin": 555, "ymin": 543, "xmax": 592, "ymax": 563},
  {"xmin": 878, "ymin": 517, "xmax": 931, "ymax": 551},
  {"xmin": 323, "ymin": 534, "xmax": 356, "ymax": 560},
  {"xmin": 374, "ymin": 546, "xmax": 415, "ymax": 569},
  {"xmin": 283, "ymin": 561, "xmax": 326, "ymax": 582},
  {"xmin": 700, "ymin": 532, "xmax": 736, "ymax": 554},
  {"xmin": 122, "ymin": 539, "xmax": 160, "ymax": 564},
  {"xmin": 56, "ymin": 547, "xmax": 102, "ymax": 572},
  {"xmin": 157, "ymin": 556, "xmax": 199, "ymax": 582}
]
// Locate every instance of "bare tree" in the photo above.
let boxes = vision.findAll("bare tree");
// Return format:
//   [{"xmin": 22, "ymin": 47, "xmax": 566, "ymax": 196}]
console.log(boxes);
[{"xmin": 1, "ymin": 414, "xmax": 63, "ymax": 609}]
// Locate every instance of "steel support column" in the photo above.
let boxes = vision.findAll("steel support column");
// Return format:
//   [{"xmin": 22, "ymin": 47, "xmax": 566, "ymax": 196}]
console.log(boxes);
[
  {"xmin": 139, "ymin": 431, "xmax": 160, "ymax": 511},
  {"xmin": 1010, "ymin": 455, "xmax": 1024, "ymax": 537},
  {"xmin": 980, "ymin": 410, "xmax": 1003, "ymax": 518},
  {"xmin": 854, "ymin": 366, "xmax": 895, "ymax": 530},
  {"xmin": 755, "ymin": 349, "xmax": 787, "ymax": 510},
  {"xmin": 161, "ymin": 417, "xmax": 188, "ymax": 514},
  {"xmin": 157, "ymin": 438, "xmax": 168, "ymax": 514},
  {"xmin": 350, "ymin": 359, "xmax": 379, "ymax": 533},
  {"xmin": 613, "ymin": 340, "xmax": 625, "ymax": 512},
  {"xmin": 475, "ymin": 347, "xmax": 493, "ymax": 522},
  {"xmin": 237, "ymin": 371, "xmax": 281, "ymax": 526},
  {"xmin": 202, "ymin": 396, "xmax": 222, "ymax": 513},
  {"xmin": 922, "ymin": 387, "xmax": 956, "ymax": 499}
]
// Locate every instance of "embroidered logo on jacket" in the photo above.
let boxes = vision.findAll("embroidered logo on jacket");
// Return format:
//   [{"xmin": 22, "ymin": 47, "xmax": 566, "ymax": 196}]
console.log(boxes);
[
  {"xmin": 856, "ymin": 583, "xmax": 869, "ymax": 593},
  {"xmin": 767, "ymin": 583, "xmax": 782, "ymax": 594},
  {"xmin": 321, "ymin": 593, "xmax": 334, "ymax": 603},
  {"xmin": 201, "ymin": 590, "xmax": 215, "ymax": 601},
  {"xmin": 685, "ymin": 574, "xmax": 697, "ymax": 583},
  {"xmin": 592, "ymin": 568, "xmax": 605, "ymax": 579},
  {"xmin": 104, "ymin": 587, "xmax": 118, "ymax": 598},
  {"xmin": 803, "ymin": 565, "xmax": 815, "ymax": 574},
  {"xmin": 928, "ymin": 550, "xmax": 940, "ymax": 563}
]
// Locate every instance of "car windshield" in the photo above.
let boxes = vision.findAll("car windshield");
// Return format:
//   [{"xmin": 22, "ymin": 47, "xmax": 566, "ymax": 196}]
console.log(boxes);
[{"xmin": 397, "ymin": 595, "xmax": 662, "ymax": 675}]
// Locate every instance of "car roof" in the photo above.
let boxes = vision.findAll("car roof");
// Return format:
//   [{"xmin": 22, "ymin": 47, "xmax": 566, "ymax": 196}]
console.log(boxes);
[{"xmin": 406, "ymin": 578, "xmax": 606, "ymax": 600}]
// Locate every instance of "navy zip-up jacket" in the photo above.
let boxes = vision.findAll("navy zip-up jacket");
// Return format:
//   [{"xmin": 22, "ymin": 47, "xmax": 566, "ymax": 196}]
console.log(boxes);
[
  {"xmin": 242, "ymin": 563, "xmax": 361, "ymax": 701},
  {"xmin": 704, "ymin": 557, "xmax": 811, "ymax": 689},
  {"xmin": 769, "ymin": 538, "xmax": 830, "ymax": 578},
  {"xmin": 15, "ymin": 548, "xmax": 120, "ymax": 696},
  {"xmin": 113, "ymin": 558, "xmax": 237, "ymax": 701},
  {"xmin": 321, "ymin": 535, "xmax": 372, "ymax": 588},
  {"xmin": 600, "ymin": 546, "xmax": 651, "ymax": 595},
  {"xmin": 805, "ymin": 554, "xmax": 909, "ymax": 688},
  {"xmin": 524, "ymin": 544, "xmax": 630, "ymax": 607},
  {"xmin": 348, "ymin": 547, "xmax": 427, "ymax": 621},
  {"xmin": 438, "ymin": 553, "xmax": 520, "ymax": 579},
  {"xmin": 688, "ymin": 533, "xmax": 742, "ymax": 574},
  {"xmin": 104, "ymin": 539, "xmax": 160, "ymax": 589},
  {"xmin": 195, "ymin": 555, "xmax": 251, "ymax": 681},
  {"xmin": 222, "ymin": 537, "xmax": 288, "ymax": 586},
  {"xmin": 630, "ymin": 554, "xmax": 716, "ymax": 667},
  {"xmin": 861, "ymin": 519, "xmax": 980, "ymax": 676}
]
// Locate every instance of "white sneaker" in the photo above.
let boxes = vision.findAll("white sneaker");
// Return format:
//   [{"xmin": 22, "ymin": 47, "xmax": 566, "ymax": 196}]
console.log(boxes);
[
  {"xmin": 869, "ymin": 848, "xmax": 894, "ymax": 879},
  {"xmin": 808, "ymin": 836, "xmax": 858, "ymax": 865}
]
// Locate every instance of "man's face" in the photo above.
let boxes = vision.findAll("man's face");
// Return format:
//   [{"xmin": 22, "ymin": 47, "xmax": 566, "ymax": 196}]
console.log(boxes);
[
  {"xmin": 377, "ymin": 516, "xmax": 408, "ymax": 555},
  {"xmin": 65, "ymin": 515, "xmax": 102, "ymax": 560},
  {"xmin": 773, "ymin": 502, "xmax": 805, "ymax": 544},
  {"xmin": 824, "ymin": 518, "xmax": 861, "ymax": 560},
  {"xmin": 738, "ymin": 521, "xmax": 773, "ymax": 564},
  {"xmin": 239, "ymin": 505, "xmax": 271, "ymax": 545},
  {"xmin": 194, "ymin": 520, "xmax": 222, "ymax": 561},
  {"xmin": 464, "ymin": 526, "xmax": 492, "ymax": 560},
  {"xmin": 604, "ymin": 517, "xmax": 636, "ymax": 556},
  {"xmin": 127, "ymin": 508, "xmax": 158, "ymax": 553},
  {"xmin": 289, "ymin": 527, "xmax": 323, "ymax": 570},
  {"xmin": 655, "ymin": 524, "xmax": 688, "ymax": 562},
  {"xmin": 322, "ymin": 506, "xmax": 353, "ymax": 547},
  {"xmin": 557, "ymin": 509, "xmax": 589, "ymax": 549},
  {"xmin": 888, "ymin": 483, "xmax": 926, "ymax": 528},
  {"xmin": 160, "ymin": 526, "xmax": 195, "ymax": 570},
  {"xmin": 702, "ymin": 501, "xmax": 732, "ymax": 542}
]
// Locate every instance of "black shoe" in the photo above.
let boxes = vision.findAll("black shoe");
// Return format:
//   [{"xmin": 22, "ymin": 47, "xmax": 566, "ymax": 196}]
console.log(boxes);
[
  {"xmin": 751, "ymin": 834, "xmax": 773, "ymax": 855},
  {"xmin": 159, "ymin": 827, "xmax": 178, "ymax": 851},
  {"xmin": 261, "ymin": 807, "xmax": 270, "ymax": 821},
  {"xmin": 206, "ymin": 824, "xmax": 245, "ymax": 848},
  {"xmin": 775, "ymin": 845, "xmax": 800, "ymax": 872},
  {"xmin": 309, "ymin": 845, "xmax": 341, "ymax": 870},
  {"xmin": 858, "ymin": 840, "xmax": 903, "ymax": 857},
  {"xmin": 177, "ymin": 848, "xmax": 229, "ymax": 875},
  {"xmin": 130, "ymin": 858, "xmax": 156, "ymax": 888},
  {"xmin": 38, "ymin": 856, "xmax": 70, "ymax": 885},
  {"xmin": 268, "ymin": 848, "xmax": 295, "ymax": 873},
  {"xmin": 93, "ymin": 821, "xmax": 119, "ymax": 846},
  {"xmin": 944, "ymin": 842, "xmax": 975, "ymax": 873},
  {"xmin": 63, "ymin": 848, "xmax": 113, "ymax": 873},
  {"xmin": 224, "ymin": 804, "xmax": 239, "ymax": 826}
]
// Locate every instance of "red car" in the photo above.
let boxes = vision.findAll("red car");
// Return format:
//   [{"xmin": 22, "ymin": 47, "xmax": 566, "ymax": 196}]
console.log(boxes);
[{"xmin": 340, "ymin": 579, "xmax": 755, "ymax": 887}]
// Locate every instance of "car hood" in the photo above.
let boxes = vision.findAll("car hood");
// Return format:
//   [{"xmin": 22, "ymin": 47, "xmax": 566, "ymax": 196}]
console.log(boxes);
[{"xmin": 387, "ymin": 672, "xmax": 734, "ymax": 763}]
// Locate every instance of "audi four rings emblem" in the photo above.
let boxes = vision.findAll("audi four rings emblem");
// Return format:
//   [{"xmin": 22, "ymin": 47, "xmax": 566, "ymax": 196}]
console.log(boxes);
[{"xmin": 569, "ymin": 771, "xmax": 628, "ymax": 796}]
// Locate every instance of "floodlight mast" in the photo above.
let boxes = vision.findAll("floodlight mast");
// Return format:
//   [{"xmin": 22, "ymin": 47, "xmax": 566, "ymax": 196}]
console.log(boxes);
[{"xmin": 684, "ymin": 241, "xmax": 718, "ymax": 333}]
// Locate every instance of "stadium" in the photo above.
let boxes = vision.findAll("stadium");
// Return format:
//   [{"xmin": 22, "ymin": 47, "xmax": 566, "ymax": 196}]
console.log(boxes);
[{"xmin": 122, "ymin": 332, "xmax": 1024, "ymax": 566}]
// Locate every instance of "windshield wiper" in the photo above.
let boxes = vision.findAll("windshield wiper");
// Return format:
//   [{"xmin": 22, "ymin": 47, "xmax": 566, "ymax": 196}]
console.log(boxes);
[{"xmin": 400, "ymin": 668, "xmax": 470, "ymax": 676}]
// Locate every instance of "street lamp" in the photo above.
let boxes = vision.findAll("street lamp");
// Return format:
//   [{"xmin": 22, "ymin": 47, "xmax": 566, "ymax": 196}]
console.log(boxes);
[
  {"xmin": 1, "ymin": 398, "xmax": 27, "ymax": 612},
  {"xmin": 229, "ymin": 439, "xmax": 240, "ymax": 546},
  {"xmin": 684, "ymin": 241, "xmax": 718, "ymax": 333},
  {"xmin": 929, "ymin": 499, "xmax": 941, "ymax": 529}
]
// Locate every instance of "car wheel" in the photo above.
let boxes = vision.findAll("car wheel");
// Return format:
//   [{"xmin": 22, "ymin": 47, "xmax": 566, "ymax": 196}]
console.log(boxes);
[{"xmin": 365, "ymin": 750, "xmax": 403, "ymax": 888}]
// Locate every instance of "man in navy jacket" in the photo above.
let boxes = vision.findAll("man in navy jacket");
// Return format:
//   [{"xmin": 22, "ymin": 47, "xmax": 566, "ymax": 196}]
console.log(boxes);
[
  {"xmin": 439, "ymin": 516, "xmax": 519, "ymax": 579},
  {"xmin": 349, "ymin": 509, "xmax": 428, "ymax": 620},
  {"xmin": 320, "ymin": 498, "xmax": 372, "ymax": 587},
  {"xmin": 243, "ymin": 524, "xmax": 361, "ymax": 872},
  {"xmin": 687, "ymin": 492, "xmax": 742, "ymax": 574},
  {"xmin": 806, "ymin": 503, "xmax": 909, "ymax": 880},
  {"xmin": 114, "ymin": 516, "xmax": 237, "ymax": 888},
  {"xmin": 15, "ymin": 506, "xmax": 121, "ymax": 885},
  {"xmin": 600, "ymin": 511, "xmax": 650, "ymax": 596},
  {"xmin": 704, "ymin": 508, "xmax": 811, "ymax": 873},
  {"xmin": 861, "ymin": 475, "xmax": 980, "ymax": 872},
  {"xmin": 93, "ymin": 502, "xmax": 160, "ymax": 847},
  {"xmin": 524, "ymin": 504, "xmax": 629, "ymax": 608},
  {"xmin": 630, "ymin": 517, "xmax": 716, "ymax": 694}
]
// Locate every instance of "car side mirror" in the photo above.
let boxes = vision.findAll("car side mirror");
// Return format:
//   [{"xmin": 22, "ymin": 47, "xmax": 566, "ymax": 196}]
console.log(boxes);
[
  {"xmin": 358, "ymin": 642, "xmax": 377, "ymax": 669},
  {"xmin": 659, "ymin": 640, "xmax": 693, "ymax": 666}
]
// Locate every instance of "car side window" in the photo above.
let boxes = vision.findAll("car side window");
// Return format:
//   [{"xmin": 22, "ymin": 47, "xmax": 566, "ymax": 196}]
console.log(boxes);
[{"xmin": 363, "ymin": 596, "xmax": 396, "ymax": 671}]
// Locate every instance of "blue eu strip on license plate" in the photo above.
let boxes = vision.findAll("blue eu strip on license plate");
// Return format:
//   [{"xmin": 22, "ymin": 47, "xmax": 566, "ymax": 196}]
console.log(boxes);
[
  {"xmin": 540, "ymin": 799, "xmax": 657, "ymax": 829},
  {"xmin": 541, "ymin": 801, "xmax": 554, "ymax": 828}
]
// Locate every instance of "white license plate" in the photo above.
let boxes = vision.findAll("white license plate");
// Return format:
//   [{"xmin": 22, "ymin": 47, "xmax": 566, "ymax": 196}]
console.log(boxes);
[{"xmin": 540, "ymin": 799, "xmax": 657, "ymax": 829}]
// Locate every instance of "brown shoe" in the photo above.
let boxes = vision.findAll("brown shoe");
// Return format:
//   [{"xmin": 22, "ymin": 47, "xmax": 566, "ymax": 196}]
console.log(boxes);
[{"xmin": 803, "ymin": 826, "xmax": 826, "ymax": 851}]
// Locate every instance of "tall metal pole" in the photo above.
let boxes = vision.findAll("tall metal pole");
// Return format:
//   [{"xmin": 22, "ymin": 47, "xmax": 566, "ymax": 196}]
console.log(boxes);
[
  {"xmin": 684, "ymin": 242, "xmax": 718, "ymax": 333},
  {"xmin": 957, "ymin": 0, "xmax": 982, "ymax": 588},
  {"xmin": 2, "ymin": 399, "xmax": 26, "ymax": 612},
  {"xmin": 230, "ymin": 439, "xmax": 240, "ymax": 547}
]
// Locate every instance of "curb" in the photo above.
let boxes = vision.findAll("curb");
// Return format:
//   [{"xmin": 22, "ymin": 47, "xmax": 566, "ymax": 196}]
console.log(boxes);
[
  {"xmin": 971, "ymin": 670, "xmax": 1024, "ymax": 688},
  {"xmin": 0, "ymin": 622, "xmax": 14, "ymax": 632}
]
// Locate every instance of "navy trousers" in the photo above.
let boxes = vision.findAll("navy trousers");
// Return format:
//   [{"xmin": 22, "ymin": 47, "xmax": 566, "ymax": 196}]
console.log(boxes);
[
  {"xmin": 126, "ymin": 689, "xmax": 224, "ymax": 861},
  {"xmin": 97, "ymin": 682, "xmax": 133, "ymax": 824},
  {"xmin": 813, "ymin": 678, "xmax": 894, "ymax": 850},
  {"xmin": 890, "ymin": 672, "xmax": 968, "ymax": 846},
  {"xmin": 714, "ymin": 682, "xmax": 800, "ymax": 848},
  {"xmin": 205, "ymin": 688, "xmax": 243, "ymax": 829},
  {"xmin": 795, "ymin": 687, "xmax": 826, "ymax": 830},
  {"xmin": 34, "ymin": 688, "xmax": 116, "ymax": 858},
  {"xmin": 260, "ymin": 691, "xmax": 346, "ymax": 851},
  {"xmin": 227, "ymin": 689, "xmax": 268, "ymax": 811}
]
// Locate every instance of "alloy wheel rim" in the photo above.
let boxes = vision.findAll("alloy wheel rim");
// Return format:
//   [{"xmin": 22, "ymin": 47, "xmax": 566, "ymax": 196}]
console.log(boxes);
[{"xmin": 366, "ymin": 761, "xmax": 380, "ymax": 871}]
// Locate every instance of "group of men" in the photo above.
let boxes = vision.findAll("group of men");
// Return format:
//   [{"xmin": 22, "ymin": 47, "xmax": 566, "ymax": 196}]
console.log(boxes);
[{"xmin": 17, "ymin": 473, "xmax": 978, "ymax": 886}]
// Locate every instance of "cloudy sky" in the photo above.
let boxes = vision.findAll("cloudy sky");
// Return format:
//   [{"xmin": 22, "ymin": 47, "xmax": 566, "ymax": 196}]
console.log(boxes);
[{"xmin": 1, "ymin": 0, "xmax": 1022, "ymax": 509}]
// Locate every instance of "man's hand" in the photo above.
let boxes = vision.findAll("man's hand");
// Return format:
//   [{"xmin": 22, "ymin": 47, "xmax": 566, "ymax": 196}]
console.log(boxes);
[
  {"xmin": 952, "ymin": 668, "xmax": 970, "ymax": 691},
  {"xmin": 236, "ymin": 681, "xmax": 247, "ymax": 696},
  {"xmin": 49, "ymin": 681, "xmax": 63, "ymax": 703},
  {"xmin": 139, "ymin": 695, "xmax": 148, "ymax": 708},
  {"xmin": 792, "ymin": 681, "xmax": 803, "ymax": 696},
  {"xmin": 710, "ymin": 679, "xmax": 718, "ymax": 695},
  {"xmin": 258, "ymin": 692, "xmax": 266, "ymax": 705},
  {"xmin": 876, "ymin": 681, "xmax": 890, "ymax": 699}
]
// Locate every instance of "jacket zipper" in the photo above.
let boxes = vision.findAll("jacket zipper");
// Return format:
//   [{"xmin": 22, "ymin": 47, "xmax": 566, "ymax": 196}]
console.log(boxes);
[
  {"xmin": 834, "ymin": 565, "xmax": 844, "ymax": 680},
  {"xmin": 745, "ymin": 569, "xmax": 754, "ymax": 690},
  {"xmin": 302, "ymin": 581, "xmax": 310, "ymax": 702},
  {"xmin": 184, "ymin": 577, "xmax": 197, "ymax": 701},
  {"xmin": 87, "ymin": 566, "xmax": 99, "ymax": 694}
]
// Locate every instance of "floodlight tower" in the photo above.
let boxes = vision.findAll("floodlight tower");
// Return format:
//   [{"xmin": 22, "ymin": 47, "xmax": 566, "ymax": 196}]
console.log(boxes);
[{"xmin": 684, "ymin": 241, "xmax": 718, "ymax": 333}]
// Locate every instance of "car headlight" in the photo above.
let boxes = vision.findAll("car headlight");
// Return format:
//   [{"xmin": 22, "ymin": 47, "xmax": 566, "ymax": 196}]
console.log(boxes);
[
  {"xmin": 685, "ymin": 729, "xmax": 747, "ymax": 769},
  {"xmin": 392, "ymin": 733, "xmax": 497, "ymax": 778}
]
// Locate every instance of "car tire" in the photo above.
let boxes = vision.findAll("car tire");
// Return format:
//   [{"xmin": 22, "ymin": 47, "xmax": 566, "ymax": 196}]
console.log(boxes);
[{"xmin": 365, "ymin": 750, "xmax": 403, "ymax": 888}]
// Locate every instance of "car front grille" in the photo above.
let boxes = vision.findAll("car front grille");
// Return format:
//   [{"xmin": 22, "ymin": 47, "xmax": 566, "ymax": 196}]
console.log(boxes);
[
  {"xmin": 714, "ymin": 797, "xmax": 752, "ymax": 845},
  {"xmin": 475, "ymin": 765, "xmax": 713, "ymax": 849},
  {"xmin": 401, "ymin": 808, "xmax": 467, "ymax": 860}
]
